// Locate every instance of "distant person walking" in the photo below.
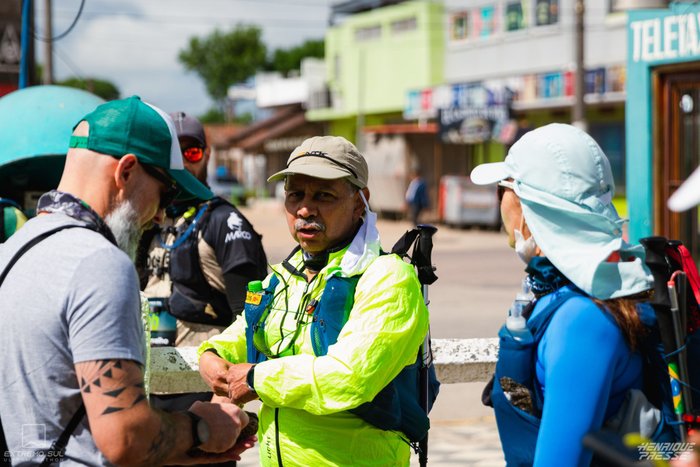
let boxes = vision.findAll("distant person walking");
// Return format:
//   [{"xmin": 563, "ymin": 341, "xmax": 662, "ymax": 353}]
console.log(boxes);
[{"xmin": 405, "ymin": 169, "xmax": 429, "ymax": 225}]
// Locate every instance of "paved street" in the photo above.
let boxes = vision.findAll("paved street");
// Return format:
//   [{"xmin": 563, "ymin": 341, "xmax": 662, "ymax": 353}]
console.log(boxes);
[{"xmin": 235, "ymin": 199, "xmax": 519, "ymax": 466}]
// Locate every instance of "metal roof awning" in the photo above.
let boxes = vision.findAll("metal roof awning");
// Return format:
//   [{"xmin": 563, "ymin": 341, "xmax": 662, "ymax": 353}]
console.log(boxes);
[
  {"xmin": 235, "ymin": 112, "xmax": 309, "ymax": 151},
  {"xmin": 511, "ymin": 92, "xmax": 626, "ymax": 112},
  {"xmin": 362, "ymin": 122, "xmax": 437, "ymax": 134}
]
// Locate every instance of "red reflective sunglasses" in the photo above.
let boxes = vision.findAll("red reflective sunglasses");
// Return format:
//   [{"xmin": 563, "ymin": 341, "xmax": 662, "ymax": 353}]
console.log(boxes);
[{"xmin": 182, "ymin": 146, "xmax": 204, "ymax": 163}]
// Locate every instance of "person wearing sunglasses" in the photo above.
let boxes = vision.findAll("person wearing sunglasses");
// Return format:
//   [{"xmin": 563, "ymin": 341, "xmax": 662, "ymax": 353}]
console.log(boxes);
[
  {"xmin": 0, "ymin": 97, "xmax": 256, "ymax": 465},
  {"xmin": 196, "ymin": 136, "xmax": 434, "ymax": 466},
  {"xmin": 471, "ymin": 124, "xmax": 659, "ymax": 466},
  {"xmin": 138, "ymin": 111, "xmax": 268, "ymax": 349},
  {"xmin": 137, "ymin": 112, "xmax": 267, "ymax": 466}
]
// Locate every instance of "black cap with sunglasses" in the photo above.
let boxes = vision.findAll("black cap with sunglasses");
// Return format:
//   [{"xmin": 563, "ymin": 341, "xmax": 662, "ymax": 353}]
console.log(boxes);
[{"xmin": 170, "ymin": 111, "xmax": 206, "ymax": 149}]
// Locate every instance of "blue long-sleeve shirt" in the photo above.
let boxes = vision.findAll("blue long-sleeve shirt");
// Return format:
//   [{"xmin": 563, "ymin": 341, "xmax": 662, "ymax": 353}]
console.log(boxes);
[{"xmin": 531, "ymin": 293, "xmax": 642, "ymax": 466}]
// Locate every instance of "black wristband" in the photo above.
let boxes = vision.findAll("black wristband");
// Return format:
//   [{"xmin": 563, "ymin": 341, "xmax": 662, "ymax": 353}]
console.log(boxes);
[
  {"xmin": 246, "ymin": 364, "xmax": 256, "ymax": 394},
  {"xmin": 186, "ymin": 411, "xmax": 204, "ymax": 449}
]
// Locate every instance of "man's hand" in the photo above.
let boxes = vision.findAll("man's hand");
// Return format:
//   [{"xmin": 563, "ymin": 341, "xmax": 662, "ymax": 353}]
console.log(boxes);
[
  {"xmin": 226, "ymin": 363, "xmax": 259, "ymax": 405},
  {"xmin": 199, "ymin": 350, "xmax": 231, "ymax": 397},
  {"xmin": 188, "ymin": 400, "xmax": 249, "ymax": 453},
  {"xmin": 169, "ymin": 437, "xmax": 258, "ymax": 465}
]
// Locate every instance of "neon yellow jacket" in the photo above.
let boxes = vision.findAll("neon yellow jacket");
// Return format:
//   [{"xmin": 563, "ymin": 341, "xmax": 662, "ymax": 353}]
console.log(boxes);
[{"xmin": 199, "ymin": 246, "xmax": 429, "ymax": 466}]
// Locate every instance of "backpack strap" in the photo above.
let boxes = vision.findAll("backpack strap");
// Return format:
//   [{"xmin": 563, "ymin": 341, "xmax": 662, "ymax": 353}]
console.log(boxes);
[
  {"xmin": 39, "ymin": 404, "xmax": 87, "ymax": 466},
  {"xmin": 526, "ymin": 286, "xmax": 585, "ymax": 409},
  {"xmin": 528, "ymin": 286, "xmax": 584, "ymax": 341},
  {"xmin": 0, "ymin": 224, "xmax": 90, "ymax": 464}
]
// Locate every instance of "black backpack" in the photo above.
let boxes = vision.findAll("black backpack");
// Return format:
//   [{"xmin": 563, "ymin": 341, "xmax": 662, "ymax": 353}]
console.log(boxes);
[{"xmin": 583, "ymin": 236, "xmax": 700, "ymax": 464}]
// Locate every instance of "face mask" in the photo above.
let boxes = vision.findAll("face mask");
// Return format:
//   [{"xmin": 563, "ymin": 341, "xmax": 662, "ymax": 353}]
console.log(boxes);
[
  {"xmin": 339, "ymin": 191, "xmax": 381, "ymax": 276},
  {"xmin": 514, "ymin": 228, "xmax": 538, "ymax": 265}
]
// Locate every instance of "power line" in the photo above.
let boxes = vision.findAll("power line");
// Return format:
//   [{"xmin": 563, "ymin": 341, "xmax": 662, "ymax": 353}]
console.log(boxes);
[
  {"xmin": 46, "ymin": 11, "xmax": 328, "ymax": 28},
  {"xmin": 52, "ymin": 42, "xmax": 86, "ymax": 81},
  {"xmin": 33, "ymin": 0, "xmax": 86, "ymax": 42}
]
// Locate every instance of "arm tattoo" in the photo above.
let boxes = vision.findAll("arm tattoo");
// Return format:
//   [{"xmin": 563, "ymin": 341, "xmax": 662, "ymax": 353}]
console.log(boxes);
[
  {"xmin": 142, "ymin": 410, "xmax": 179, "ymax": 465},
  {"xmin": 78, "ymin": 359, "xmax": 146, "ymax": 415},
  {"xmin": 78, "ymin": 360, "xmax": 186, "ymax": 466}
]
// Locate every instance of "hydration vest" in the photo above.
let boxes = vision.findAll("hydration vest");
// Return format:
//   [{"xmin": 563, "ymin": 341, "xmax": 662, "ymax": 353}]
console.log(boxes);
[
  {"xmin": 244, "ymin": 271, "xmax": 440, "ymax": 443},
  {"xmin": 491, "ymin": 285, "xmax": 679, "ymax": 466},
  {"xmin": 167, "ymin": 198, "xmax": 234, "ymax": 327}
]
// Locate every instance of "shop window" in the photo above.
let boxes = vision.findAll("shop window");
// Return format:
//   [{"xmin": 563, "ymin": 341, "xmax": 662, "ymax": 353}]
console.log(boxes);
[
  {"xmin": 355, "ymin": 24, "xmax": 381, "ymax": 42},
  {"xmin": 476, "ymin": 6, "xmax": 497, "ymax": 38},
  {"xmin": 505, "ymin": 1, "xmax": 526, "ymax": 31},
  {"xmin": 333, "ymin": 54, "xmax": 341, "ymax": 81},
  {"xmin": 391, "ymin": 17, "xmax": 417, "ymax": 34},
  {"xmin": 535, "ymin": 0, "xmax": 558, "ymax": 26},
  {"xmin": 450, "ymin": 11, "xmax": 469, "ymax": 41}
]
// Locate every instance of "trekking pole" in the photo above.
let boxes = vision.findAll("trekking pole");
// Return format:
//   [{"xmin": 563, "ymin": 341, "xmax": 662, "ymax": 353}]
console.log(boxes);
[
  {"xmin": 668, "ymin": 273, "xmax": 692, "ymax": 442},
  {"xmin": 414, "ymin": 224, "xmax": 438, "ymax": 467}
]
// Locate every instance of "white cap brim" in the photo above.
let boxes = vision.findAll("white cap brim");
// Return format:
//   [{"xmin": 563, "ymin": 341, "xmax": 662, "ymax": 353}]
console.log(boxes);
[
  {"xmin": 470, "ymin": 161, "xmax": 511, "ymax": 185},
  {"xmin": 668, "ymin": 165, "xmax": 700, "ymax": 212}
]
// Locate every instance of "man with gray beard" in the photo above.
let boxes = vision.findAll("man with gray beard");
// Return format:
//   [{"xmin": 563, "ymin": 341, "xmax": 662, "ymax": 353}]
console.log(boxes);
[
  {"xmin": 105, "ymin": 199, "xmax": 143, "ymax": 261},
  {"xmin": 0, "ymin": 96, "xmax": 254, "ymax": 466}
]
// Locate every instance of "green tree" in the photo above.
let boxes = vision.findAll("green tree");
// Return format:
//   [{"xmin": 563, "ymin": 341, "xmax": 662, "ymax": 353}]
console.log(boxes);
[
  {"xmin": 58, "ymin": 77, "xmax": 120, "ymax": 101},
  {"xmin": 198, "ymin": 107, "xmax": 226, "ymax": 124},
  {"xmin": 179, "ymin": 25, "xmax": 267, "ymax": 109},
  {"xmin": 269, "ymin": 39, "xmax": 324, "ymax": 77}
]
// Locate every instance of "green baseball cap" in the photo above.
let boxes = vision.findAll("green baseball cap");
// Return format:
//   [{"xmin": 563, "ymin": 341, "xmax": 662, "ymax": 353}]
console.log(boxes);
[{"xmin": 68, "ymin": 96, "xmax": 212, "ymax": 201}]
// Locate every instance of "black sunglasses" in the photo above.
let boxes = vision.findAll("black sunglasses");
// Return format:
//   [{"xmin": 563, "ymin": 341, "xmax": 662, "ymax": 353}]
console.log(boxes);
[{"xmin": 141, "ymin": 163, "xmax": 180, "ymax": 209}]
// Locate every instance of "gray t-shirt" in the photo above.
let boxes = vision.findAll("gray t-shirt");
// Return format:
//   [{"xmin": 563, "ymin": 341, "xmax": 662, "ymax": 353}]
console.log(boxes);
[{"xmin": 0, "ymin": 213, "xmax": 145, "ymax": 466}]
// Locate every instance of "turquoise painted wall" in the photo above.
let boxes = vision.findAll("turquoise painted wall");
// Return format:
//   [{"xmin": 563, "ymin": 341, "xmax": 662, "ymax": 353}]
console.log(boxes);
[
  {"xmin": 321, "ymin": 1, "xmax": 444, "ymax": 118},
  {"xmin": 626, "ymin": 4, "xmax": 700, "ymax": 242}
]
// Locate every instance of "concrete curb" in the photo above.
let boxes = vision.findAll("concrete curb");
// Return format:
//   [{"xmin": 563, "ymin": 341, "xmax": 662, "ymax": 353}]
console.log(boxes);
[{"xmin": 148, "ymin": 338, "xmax": 499, "ymax": 394}]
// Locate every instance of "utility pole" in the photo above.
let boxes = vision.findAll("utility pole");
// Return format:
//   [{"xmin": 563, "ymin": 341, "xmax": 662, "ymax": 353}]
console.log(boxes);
[
  {"xmin": 355, "ymin": 49, "xmax": 365, "ymax": 151},
  {"xmin": 43, "ymin": 0, "xmax": 53, "ymax": 84},
  {"xmin": 573, "ymin": 0, "xmax": 586, "ymax": 131}
]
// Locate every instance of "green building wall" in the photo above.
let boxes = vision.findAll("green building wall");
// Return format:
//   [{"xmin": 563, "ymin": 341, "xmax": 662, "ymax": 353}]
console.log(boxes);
[{"xmin": 308, "ymin": 1, "xmax": 445, "ymax": 133}]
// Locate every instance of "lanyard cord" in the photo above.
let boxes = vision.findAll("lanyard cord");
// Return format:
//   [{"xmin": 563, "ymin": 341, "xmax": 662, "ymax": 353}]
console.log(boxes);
[{"xmin": 157, "ymin": 203, "xmax": 209, "ymax": 251}]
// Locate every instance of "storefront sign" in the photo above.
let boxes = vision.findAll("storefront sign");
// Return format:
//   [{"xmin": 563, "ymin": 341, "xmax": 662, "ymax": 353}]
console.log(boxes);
[
  {"xmin": 438, "ymin": 83, "xmax": 512, "ymax": 144},
  {"xmin": 630, "ymin": 13, "xmax": 700, "ymax": 63},
  {"xmin": 404, "ymin": 85, "xmax": 451, "ymax": 120}
]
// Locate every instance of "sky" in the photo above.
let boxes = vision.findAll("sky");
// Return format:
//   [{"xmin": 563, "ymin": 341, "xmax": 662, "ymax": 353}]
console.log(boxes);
[{"xmin": 34, "ymin": 0, "xmax": 332, "ymax": 116}]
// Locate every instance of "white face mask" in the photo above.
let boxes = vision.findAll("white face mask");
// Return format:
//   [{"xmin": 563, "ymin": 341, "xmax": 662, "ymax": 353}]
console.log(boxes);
[{"xmin": 514, "ymin": 228, "xmax": 538, "ymax": 265}]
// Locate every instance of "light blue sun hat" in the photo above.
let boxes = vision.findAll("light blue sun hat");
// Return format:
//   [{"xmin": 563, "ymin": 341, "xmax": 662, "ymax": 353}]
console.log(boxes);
[{"xmin": 470, "ymin": 123, "xmax": 652, "ymax": 299}]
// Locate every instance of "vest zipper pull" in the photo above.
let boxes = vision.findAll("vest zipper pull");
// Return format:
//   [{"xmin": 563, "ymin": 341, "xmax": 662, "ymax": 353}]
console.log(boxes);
[{"xmin": 306, "ymin": 299, "xmax": 318, "ymax": 314}]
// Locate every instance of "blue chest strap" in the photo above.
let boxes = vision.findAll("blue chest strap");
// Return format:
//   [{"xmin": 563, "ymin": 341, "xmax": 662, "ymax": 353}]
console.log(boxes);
[{"xmin": 243, "ymin": 270, "xmax": 439, "ymax": 443}]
